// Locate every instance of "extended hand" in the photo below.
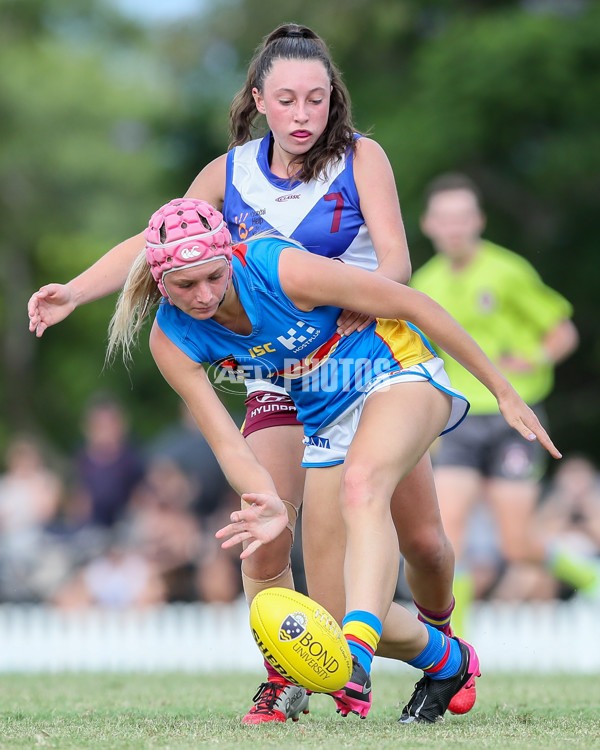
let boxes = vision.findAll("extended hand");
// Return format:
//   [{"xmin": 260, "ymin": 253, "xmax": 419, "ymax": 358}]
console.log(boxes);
[
  {"xmin": 497, "ymin": 388, "xmax": 562, "ymax": 459},
  {"xmin": 215, "ymin": 492, "xmax": 289, "ymax": 559},
  {"xmin": 28, "ymin": 284, "xmax": 76, "ymax": 337}
]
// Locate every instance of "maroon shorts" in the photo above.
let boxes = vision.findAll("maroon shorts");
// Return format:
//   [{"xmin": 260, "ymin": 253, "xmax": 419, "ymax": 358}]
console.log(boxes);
[{"xmin": 242, "ymin": 391, "xmax": 302, "ymax": 437}]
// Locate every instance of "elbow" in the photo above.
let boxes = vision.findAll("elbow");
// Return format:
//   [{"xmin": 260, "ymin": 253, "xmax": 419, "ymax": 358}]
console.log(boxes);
[
  {"xmin": 379, "ymin": 258, "xmax": 412, "ymax": 285},
  {"xmin": 549, "ymin": 319, "xmax": 579, "ymax": 364},
  {"xmin": 398, "ymin": 261, "xmax": 412, "ymax": 285},
  {"xmin": 560, "ymin": 318, "xmax": 579, "ymax": 358},
  {"xmin": 566, "ymin": 320, "xmax": 579, "ymax": 357}
]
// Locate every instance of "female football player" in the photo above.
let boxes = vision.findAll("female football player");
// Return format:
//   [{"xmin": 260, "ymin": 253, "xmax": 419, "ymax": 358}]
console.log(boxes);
[
  {"xmin": 30, "ymin": 23, "xmax": 483, "ymax": 721},
  {"xmin": 105, "ymin": 197, "xmax": 559, "ymax": 723}
]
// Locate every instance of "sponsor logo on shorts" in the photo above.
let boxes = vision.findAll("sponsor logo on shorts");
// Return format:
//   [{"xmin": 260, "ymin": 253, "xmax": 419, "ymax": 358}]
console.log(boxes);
[
  {"xmin": 303, "ymin": 436, "xmax": 331, "ymax": 449},
  {"xmin": 249, "ymin": 402, "xmax": 297, "ymax": 419},
  {"xmin": 254, "ymin": 393, "xmax": 290, "ymax": 404}
]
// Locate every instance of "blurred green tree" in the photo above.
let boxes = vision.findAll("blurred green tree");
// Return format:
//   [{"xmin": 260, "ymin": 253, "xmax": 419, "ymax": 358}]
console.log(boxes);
[
  {"xmin": 4, "ymin": 0, "xmax": 599, "ymax": 464},
  {"xmin": 377, "ymin": 2, "xmax": 600, "ymax": 461},
  {"xmin": 190, "ymin": 0, "xmax": 599, "ymax": 461},
  {"xmin": 0, "ymin": 0, "xmax": 230, "ymax": 451}
]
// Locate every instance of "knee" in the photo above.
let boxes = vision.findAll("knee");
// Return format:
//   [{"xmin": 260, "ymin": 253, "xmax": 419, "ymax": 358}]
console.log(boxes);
[
  {"xmin": 241, "ymin": 532, "xmax": 293, "ymax": 580},
  {"xmin": 339, "ymin": 463, "xmax": 380, "ymax": 515},
  {"xmin": 402, "ymin": 527, "xmax": 452, "ymax": 570}
]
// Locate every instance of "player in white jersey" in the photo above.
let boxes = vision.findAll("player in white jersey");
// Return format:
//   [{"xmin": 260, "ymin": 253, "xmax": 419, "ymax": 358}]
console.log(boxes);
[
  {"xmin": 224, "ymin": 133, "xmax": 378, "ymax": 268},
  {"xmin": 29, "ymin": 24, "xmax": 470, "ymax": 721}
]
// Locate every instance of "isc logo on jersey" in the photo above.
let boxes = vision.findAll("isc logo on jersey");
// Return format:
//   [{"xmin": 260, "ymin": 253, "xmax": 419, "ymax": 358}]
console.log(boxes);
[{"xmin": 249, "ymin": 588, "xmax": 352, "ymax": 692}]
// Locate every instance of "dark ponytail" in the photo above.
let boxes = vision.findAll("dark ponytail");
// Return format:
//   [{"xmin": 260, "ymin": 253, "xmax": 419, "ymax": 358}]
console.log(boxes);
[{"xmin": 229, "ymin": 23, "xmax": 360, "ymax": 182}]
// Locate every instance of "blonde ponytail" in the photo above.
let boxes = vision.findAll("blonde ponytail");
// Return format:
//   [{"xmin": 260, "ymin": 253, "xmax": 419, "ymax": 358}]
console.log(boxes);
[{"xmin": 106, "ymin": 250, "xmax": 162, "ymax": 365}]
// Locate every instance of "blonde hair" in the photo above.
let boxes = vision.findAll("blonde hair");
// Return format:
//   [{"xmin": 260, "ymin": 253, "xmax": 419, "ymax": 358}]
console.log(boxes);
[
  {"xmin": 106, "ymin": 250, "xmax": 162, "ymax": 365},
  {"xmin": 106, "ymin": 231, "xmax": 301, "ymax": 366}
]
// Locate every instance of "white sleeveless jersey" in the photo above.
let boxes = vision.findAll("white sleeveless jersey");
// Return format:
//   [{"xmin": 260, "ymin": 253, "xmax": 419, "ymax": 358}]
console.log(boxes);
[
  {"xmin": 223, "ymin": 133, "xmax": 377, "ymax": 271},
  {"xmin": 223, "ymin": 133, "xmax": 377, "ymax": 395}
]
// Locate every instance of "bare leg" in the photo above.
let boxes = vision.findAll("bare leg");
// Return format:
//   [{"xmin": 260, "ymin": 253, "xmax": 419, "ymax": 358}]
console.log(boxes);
[
  {"xmin": 435, "ymin": 466, "xmax": 483, "ymax": 560},
  {"xmin": 242, "ymin": 425, "xmax": 305, "ymax": 597},
  {"xmin": 340, "ymin": 383, "xmax": 451, "ymax": 629},
  {"xmin": 434, "ymin": 465, "xmax": 483, "ymax": 636},
  {"xmin": 391, "ymin": 453, "xmax": 455, "ymax": 614},
  {"xmin": 239, "ymin": 425, "xmax": 311, "ymax": 725},
  {"xmin": 302, "ymin": 406, "xmax": 457, "ymax": 660},
  {"xmin": 303, "ymin": 464, "xmax": 442, "ymax": 657},
  {"xmin": 302, "ymin": 464, "xmax": 347, "ymax": 622}
]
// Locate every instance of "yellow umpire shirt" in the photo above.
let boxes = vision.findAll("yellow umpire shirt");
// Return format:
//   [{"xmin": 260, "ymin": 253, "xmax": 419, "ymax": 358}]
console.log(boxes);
[{"xmin": 410, "ymin": 240, "xmax": 573, "ymax": 414}]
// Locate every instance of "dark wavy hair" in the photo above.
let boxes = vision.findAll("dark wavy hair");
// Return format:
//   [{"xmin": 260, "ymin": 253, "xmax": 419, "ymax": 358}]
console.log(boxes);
[{"xmin": 229, "ymin": 23, "xmax": 360, "ymax": 182}]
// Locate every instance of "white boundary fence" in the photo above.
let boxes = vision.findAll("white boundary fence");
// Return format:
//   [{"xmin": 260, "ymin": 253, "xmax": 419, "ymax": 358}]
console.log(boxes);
[{"xmin": 0, "ymin": 598, "xmax": 598, "ymax": 673}]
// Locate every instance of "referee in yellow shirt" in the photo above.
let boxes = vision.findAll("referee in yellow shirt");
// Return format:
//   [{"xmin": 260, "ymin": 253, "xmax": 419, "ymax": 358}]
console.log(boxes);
[{"xmin": 411, "ymin": 173, "xmax": 598, "ymax": 634}]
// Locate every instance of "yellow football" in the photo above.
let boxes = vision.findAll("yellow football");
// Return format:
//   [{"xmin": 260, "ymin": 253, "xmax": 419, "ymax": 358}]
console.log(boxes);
[{"xmin": 249, "ymin": 587, "xmax": 352, "ymax": 693}]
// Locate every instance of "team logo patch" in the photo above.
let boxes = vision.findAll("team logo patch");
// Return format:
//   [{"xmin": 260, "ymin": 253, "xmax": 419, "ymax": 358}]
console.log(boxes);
[
  {"xmin": 213, "ymin": 354, "xmax": 247, "ymax": 380},
  {"xmin": 279, "ymin": 611, "xmax": 308, "ymax": 641}
]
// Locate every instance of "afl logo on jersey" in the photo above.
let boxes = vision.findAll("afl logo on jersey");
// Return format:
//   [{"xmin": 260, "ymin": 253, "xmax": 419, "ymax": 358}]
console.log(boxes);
[{"xmin": 275, "ymin": 195, "xmax": 301, "ymax": 202}]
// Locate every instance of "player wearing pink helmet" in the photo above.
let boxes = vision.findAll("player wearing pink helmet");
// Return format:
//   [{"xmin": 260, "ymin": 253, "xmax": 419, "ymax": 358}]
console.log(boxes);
[
  {"xmin": 30, "ymin": 24, "xmax": 476, "ymax": 723},
  {"xmin": 107, "ymin": 197, "xmax": 559, "ymax": 726},
  {"xmin": 145, "ymin": 198, "xmax": 233, "ymax": 300}
]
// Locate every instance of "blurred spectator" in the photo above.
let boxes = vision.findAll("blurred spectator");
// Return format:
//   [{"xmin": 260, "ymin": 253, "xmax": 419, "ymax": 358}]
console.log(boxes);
[
  {"xmin": 43, "ymin": 393, "xmax": 147, "ymax": 604},
  {"xmin": 0, "ymin": 434, "xmax": 70, "ymax": 601},
  {"xmin": 411, "ymin": 172, "xmax": 597, "ymax": 633},
  {"xmin": 68, "ymin": 392, "xmax": 146, "ymax": 530},
  {"xmin": 537, "ymin": 454, "xmax": 600, "ymax": 552},
  {"xmin": 0, "ymin": 434, "xmax": 62, "ymax": 531},
  {"xmin": 126, "ymin": 456, "xmax": 241, "ymax": 604},
  {"xmin": 146, "ymin": 400, "xmax": 246, "ymax": 603},
  {"xmin": 481, "ymin": 457, "xmax": 600, "ymax": 603},
  {"xmin": 52, "ymin": 455, "xmax": 242, "ymax": 609},
  {"xmin": 50, "ymin": 397, "xmax": 244, "ymax": 610},
  {"xmin": 147, "ymin": 400, "xmax": 230, "ymax": 518},
  {"xmin": 53, "ymin": 539, "xmax": 166, "ymax": 609}
]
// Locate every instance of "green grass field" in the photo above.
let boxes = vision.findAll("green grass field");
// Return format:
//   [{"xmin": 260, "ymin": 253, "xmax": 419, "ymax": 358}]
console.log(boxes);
[{"xmin": 0, "ymin": 671, "xmax": 599, "ymax": 749}]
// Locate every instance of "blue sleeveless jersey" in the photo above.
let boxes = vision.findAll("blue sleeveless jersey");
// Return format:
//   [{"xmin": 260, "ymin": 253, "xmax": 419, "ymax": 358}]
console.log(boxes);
[
  {"xmin": 223, "ymin": 134, "xmax": 377, "ymax": 270},
  {"xmin": 156, "ymin": 237, "xmax": 436, "ymax": 437}
]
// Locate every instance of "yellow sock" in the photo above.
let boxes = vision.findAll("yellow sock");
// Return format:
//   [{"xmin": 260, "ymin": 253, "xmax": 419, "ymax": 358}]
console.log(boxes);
[{"xmin": 451, "ymin": 569, "xmax": 474, "ymax": 639}]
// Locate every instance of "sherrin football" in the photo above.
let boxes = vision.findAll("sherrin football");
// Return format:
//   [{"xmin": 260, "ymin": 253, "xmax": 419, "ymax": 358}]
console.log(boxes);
[{"xmin": 250, "ymin": 587, "xmax": 352, "ymax": 693}]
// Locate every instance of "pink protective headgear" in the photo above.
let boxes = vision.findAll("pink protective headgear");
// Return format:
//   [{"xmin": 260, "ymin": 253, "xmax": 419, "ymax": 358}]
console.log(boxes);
[{"xmin": 145, "ymin": 198, "xmax": 233, "ymax": 301}]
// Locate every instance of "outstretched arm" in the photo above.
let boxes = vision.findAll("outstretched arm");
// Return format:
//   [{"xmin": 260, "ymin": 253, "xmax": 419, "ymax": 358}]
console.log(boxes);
[
  {"xmin": 28, "ymin": 154, "xmax": 228, "ymax": 337},
  {"xmin": 28, "ymin": 233, "xmax": 145, "ymax": 336},
  {"xmin": 149, "ymin": 321, "xmax": 289, "ymax": 555},
  {"xmin": 279, "ymin": 247, "xmax": 562, "ymax": 459}
]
